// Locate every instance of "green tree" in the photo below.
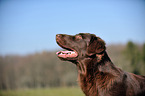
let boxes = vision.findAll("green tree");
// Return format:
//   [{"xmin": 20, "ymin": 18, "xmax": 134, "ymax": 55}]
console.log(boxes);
[
  {"xmin": 142, "ymin": 43, "xmax": 145, "ymax": 63},
  {"xmin": 124, "ymin": 41, "xmax": 140, "ymax": 74}
]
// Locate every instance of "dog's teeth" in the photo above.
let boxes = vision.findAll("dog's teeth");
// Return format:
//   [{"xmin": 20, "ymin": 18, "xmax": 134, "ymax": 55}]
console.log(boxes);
[
  {"xmin": 57, "ymin": 51, "xmax": 76, "ymax": 55},
  {"xmin": 71, "ymin": 52, "xmax": 75, "ymax": 54},
  {"xmin": 58, "ymin": 52, "xmax": 63, "ymax": 55},
  {"xmin": 58, "ymin": 52, "xmax": 61, "ymax": 55},
  {"xmin": 66, "ymin": 52, "xmax": 71, "ymax": 54}
]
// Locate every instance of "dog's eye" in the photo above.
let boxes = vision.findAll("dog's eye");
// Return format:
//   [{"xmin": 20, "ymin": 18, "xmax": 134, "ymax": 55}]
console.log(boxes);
[{"xmin": 75, "ymin": 35, "xmax": 82, "ymax": 40}]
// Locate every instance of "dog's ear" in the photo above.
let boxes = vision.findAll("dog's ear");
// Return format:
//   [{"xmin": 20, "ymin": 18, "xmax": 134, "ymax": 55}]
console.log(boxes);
[{"xmin": 86, "ymin": 35, "xmax": 106, "ymax": 56}]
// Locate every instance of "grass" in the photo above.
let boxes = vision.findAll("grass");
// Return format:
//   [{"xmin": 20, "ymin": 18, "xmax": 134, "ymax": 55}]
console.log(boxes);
[{"xmin": 0, "ymin": 87, "xmax": 85, "ymax": 96}]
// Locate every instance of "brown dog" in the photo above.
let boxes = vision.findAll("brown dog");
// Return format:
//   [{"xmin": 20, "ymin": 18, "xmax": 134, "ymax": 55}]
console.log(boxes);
[{"xmin": 56, "ymin": 33, "xmax": 145, "ymax": 96}]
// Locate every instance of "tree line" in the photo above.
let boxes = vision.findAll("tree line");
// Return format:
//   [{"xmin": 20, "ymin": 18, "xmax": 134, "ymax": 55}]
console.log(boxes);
[{"xmin": 0, "ymin": 41, "xmax": 144, "ymax": 90}]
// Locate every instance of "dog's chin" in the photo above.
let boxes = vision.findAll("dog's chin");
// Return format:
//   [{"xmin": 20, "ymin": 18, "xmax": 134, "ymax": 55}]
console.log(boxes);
[
  {"xmin": 58, "ymin": 56, "xmax": 78, "ymax": 61},
  {"xmin": 57, "ymin": 54, "xmax": 78, "ymax": 62}
]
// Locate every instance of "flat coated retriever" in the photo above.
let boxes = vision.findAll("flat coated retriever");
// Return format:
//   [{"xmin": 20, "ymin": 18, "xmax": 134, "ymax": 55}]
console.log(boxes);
[{"xmin": 56, "ymin": 33, "xmax": 145, "ymax": 96}]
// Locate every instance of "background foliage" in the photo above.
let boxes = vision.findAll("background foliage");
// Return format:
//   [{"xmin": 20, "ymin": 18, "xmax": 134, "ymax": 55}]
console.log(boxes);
[{"xmin": 0, "ymin": 42, "xmax": 145, "ymax": 90}]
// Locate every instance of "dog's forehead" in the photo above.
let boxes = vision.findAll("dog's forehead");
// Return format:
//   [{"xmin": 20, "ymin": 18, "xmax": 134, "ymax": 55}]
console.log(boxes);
[
  {"xmin": 76, "ymin": 33, "xmax": 96, "ymax": 39},
  {"xmin": 77, "ymin": 33, "xmax": 91, "ymax": 36},
  {"xmin": 76, "ymin": 33, "xmax": 91, "ymax": 36}
]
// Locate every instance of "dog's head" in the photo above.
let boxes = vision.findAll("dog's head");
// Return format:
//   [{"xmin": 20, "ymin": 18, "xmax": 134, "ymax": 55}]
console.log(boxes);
[{"xmin": 56, "ymin": 33, "xmax": 106, "ymax": 63}]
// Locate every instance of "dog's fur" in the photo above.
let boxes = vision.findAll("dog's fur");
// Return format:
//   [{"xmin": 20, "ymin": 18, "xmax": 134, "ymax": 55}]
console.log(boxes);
[{"xmin": 56, "ymin": 33, "xmax": 145, "ymax": 96}]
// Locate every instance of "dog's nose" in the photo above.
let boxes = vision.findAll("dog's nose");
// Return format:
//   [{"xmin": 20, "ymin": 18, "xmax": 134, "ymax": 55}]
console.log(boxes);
[{"xmin": 56, "ymin": 34, "xmax": 61, "ymax": 37}]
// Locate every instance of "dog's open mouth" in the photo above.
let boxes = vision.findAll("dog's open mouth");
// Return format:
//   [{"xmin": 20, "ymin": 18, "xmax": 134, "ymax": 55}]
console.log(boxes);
[
  {"xmin": 56, "ymin": 42, "xmax": 78, "ymax": 58},
  {"xmin": 56, "ymin": 50, "xmax": 77, "ymax": 58}
]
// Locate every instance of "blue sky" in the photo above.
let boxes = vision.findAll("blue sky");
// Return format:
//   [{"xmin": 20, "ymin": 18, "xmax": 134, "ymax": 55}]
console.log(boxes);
[{"xmin": 0, "ymin": 0, "xmax": 145, "ymax": 55}]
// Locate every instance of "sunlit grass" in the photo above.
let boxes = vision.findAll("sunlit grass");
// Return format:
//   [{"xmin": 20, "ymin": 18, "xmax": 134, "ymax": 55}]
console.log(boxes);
[{"xmin": 0, "ymin": 87, "xmax": 85, "ymax": 96}]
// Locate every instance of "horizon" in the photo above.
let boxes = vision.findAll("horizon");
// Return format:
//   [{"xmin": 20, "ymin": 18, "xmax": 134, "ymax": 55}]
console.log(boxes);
[{"xmin": 0, "ymin": 42, "xmax": 143, "ymax": 56}]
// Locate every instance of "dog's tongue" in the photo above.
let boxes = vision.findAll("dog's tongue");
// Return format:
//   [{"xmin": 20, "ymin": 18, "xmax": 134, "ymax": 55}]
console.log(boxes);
[{"xmin": 56, "ymin": 51, "xmax": 77, "ymax": 58}]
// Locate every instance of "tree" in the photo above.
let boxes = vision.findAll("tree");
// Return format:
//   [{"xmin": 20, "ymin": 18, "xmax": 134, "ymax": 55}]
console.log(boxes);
[
  {"xmin": 142, "ymin": 43, "xmax": 145, "ymax": 63},
  {"xmin": 124, "ymin": 41, "xmax": 141, "ymax": 74}
]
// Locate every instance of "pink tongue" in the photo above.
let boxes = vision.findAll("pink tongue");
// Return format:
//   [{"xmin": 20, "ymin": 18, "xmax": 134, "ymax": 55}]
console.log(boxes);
[{"xmin": 56, "ymin": 51, "xmax": 77, "ymax": 58}]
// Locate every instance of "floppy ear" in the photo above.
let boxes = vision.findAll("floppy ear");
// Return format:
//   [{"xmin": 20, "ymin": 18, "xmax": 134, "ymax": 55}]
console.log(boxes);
[{"xmin": 86, "ymin": 35, "xmax": 106, "ymax": 56}]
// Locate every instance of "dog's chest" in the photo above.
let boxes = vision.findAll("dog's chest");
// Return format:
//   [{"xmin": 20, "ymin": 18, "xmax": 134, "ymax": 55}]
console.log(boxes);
[
  {"xmin": 79, "ymin": 73, "xmax": 99, "ymax": 96},
  {"xmin": 78, "ymin": 72, "xmax": 114, "ymax": 96}
]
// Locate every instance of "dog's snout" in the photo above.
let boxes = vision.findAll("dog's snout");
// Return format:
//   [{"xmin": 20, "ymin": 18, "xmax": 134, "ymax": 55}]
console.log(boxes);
[
  {"xmin": 56, "ymin": 34, "xmax": 62, "ymax": 40},
  {"xmin": 56, "ymin": 34, "xmax": 61, "ymax": 37}
]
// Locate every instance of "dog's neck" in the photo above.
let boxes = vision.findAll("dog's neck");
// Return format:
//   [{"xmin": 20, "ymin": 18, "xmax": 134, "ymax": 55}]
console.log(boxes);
[
  {"xmin": 77, "ymin": 51, "xmax": 123, "ymax": 96},
  {"xmin": 77, "ymin": 51, "xmax": 121, "ymax": 76}
]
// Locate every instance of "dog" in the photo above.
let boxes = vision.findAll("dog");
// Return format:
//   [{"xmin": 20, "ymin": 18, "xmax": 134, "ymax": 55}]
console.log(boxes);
[{"xmin": 56, "ymin": 33, "xmax": 145, "ymax": 96}]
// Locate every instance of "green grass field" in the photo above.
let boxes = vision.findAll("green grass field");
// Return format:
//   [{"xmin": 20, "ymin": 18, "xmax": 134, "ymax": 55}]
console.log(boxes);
[{"xmin": 0, "ymin": 87, "xmax": 85, "ymax": 96}]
